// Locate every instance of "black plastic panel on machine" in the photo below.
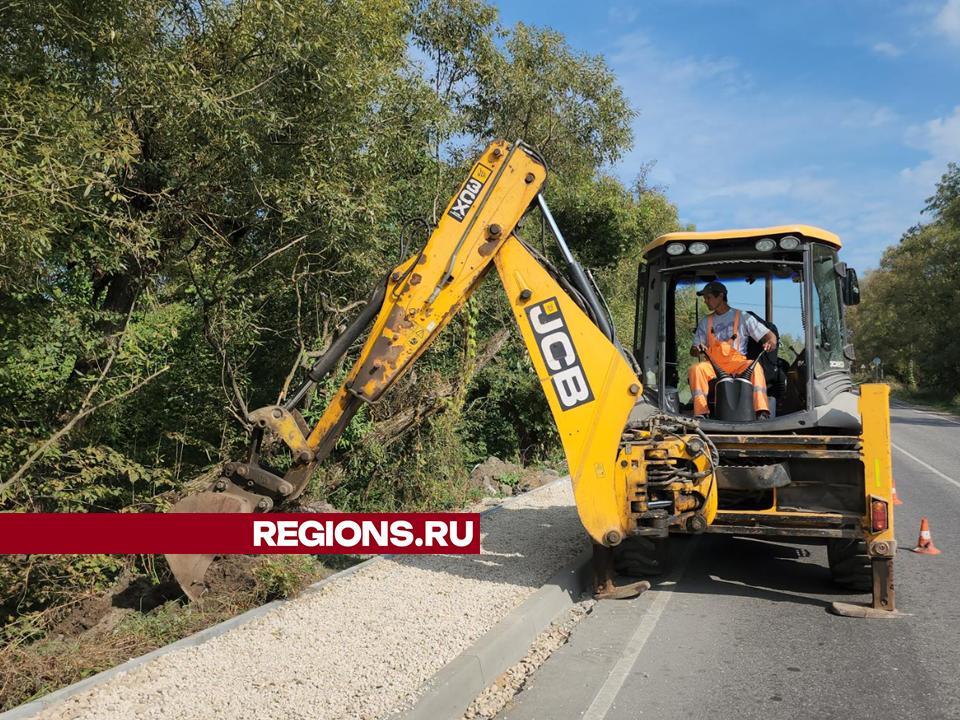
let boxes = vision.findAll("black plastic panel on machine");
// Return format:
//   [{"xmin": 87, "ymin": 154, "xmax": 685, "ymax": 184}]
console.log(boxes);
[{"xmin": 716, "ymin": 462, "xmax": 792, "ymax": 490}]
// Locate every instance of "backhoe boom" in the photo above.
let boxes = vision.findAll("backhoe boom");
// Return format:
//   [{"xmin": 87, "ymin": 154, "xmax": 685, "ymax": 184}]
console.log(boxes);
[{"xmin": 167, "ymin": 140, "xmax": 655, "ymax": 600}]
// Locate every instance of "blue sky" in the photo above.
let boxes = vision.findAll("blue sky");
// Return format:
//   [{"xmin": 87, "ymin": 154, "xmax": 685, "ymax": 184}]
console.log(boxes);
[{"xmin": 492, "ymin": 0, "xmax": 960, "ymax": 270}]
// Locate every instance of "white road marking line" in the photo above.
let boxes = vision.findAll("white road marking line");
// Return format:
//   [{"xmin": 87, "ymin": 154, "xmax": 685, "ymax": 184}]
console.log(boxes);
[
  {"xmin": 892, "ymin": 442, "xmax": 960, "ymax": 491},
  {"xmin": 581, "ymin": 539, "xmax": 698, "ymax": 720},
  {"xmin": 890, "ymin": 402, "xmax": 960, "ymax": 427}
]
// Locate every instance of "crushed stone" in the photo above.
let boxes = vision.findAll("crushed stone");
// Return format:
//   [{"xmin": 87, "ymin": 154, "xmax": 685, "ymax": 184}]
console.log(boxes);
[
  {"xmin": 32, "ymin": 481, "xmax": 584, "ymax": 720},
  {"xmin": 459, "ymin": 599, "xmax": 595, "ymax": 720}
]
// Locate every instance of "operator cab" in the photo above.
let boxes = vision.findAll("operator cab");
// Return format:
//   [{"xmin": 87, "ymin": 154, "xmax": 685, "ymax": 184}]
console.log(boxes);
[{"xmin": 634, "ymin": 226, "xmax": 862, "ymax": 433}]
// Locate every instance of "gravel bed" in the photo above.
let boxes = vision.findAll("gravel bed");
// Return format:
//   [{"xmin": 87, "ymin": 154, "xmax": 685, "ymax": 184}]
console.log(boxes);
[
  {"xmin": 459, "ymin": 598, "xmax": 595, "ymax": 720},
  {"xmin": 34, "ymin": 481, "xmax": 585, "ymax": 720}
]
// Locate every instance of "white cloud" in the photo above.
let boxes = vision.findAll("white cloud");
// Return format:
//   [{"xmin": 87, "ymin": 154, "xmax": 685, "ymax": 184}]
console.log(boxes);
[
  {"xmin": 604, "ymin": 31, "xmax": 924, "ymax": 269},
  {"xmin": 838, "ymin": 100, "xmax": 898, "ymax": 128},
  {"xmin": 608, "ymin": 4, "xmax": 639, "ymax": 24},
  {"xmin": 610, "ymin": 33, "xmax": 751, "ymax": 94},
  {"xmin": 700, "ymin": 179, "xmax": 792, "ymax": 200},
  {"xmin": 935, "ymin": 0, "xmax": 960, "ymax": 43},
  {"xmin": 872, "ymin": 41, "xmax": 903, "ymax": 57},
  {"xmin": 901, "ymin": 106, "xmax": 960, "ymax": 187},
  {"xmin": 906, "ymin": 105, "xmax": 960, "ymax": 156}
]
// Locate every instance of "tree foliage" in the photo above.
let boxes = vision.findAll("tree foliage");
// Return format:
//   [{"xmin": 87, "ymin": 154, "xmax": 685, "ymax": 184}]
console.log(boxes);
[
  {"xmin": 850, "ymin": 164, "xmax": 960, "ymax": 395},
  {"xmin": 0, "ymin": 0, "xmax": 692, "ymax": 639},
  {"xmin": 0, "ymin": 0, "xmax": 682, "ymax": 519}
]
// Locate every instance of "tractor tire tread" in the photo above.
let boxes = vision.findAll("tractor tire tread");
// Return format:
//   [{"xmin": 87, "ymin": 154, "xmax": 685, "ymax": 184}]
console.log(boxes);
[
  {"xmin": 614, "ymin": 536, "xmax": 670, "ymax": 577},
  {"xmin": 827, "ymin": 538, "xmax": 872, "ymax": 591}
]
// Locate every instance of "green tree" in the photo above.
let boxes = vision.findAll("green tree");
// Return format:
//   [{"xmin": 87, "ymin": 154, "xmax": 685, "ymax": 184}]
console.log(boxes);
[
  {"xmin": 0, "ymin": 0, "xmax": 683, "ymax": 509},
  {"xmin": 924, "ymin": 162, "xmax": 960, "ymax": 229},
  {"xmin": 851, "ymin": 185, "xmax": 960, "ymax": 394},
  {"xmin": 1, "ymin": 0, "xmax": 426, "ymax": 505}
]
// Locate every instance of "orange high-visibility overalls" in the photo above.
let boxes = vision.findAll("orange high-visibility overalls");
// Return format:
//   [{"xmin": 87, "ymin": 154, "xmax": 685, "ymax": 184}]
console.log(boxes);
[{"xmin": 688, "ymin": 310, "xmax": 769, "ymax": 417}]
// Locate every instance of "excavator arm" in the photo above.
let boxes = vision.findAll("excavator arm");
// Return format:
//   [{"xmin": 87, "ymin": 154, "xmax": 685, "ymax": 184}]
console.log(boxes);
[{"xmin": 167, "ymin": 140, "xmax": 651, "ymax": 599}]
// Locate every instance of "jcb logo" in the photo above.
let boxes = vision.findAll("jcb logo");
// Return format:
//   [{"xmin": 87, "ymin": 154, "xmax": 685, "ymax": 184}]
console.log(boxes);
[
  {"xmin": 526, "ymin": 298, "xmax": 594, "ymax": 411},
  {"xmin": 448, "ymin": 164, "xmax": 491, "ymax": 222}
]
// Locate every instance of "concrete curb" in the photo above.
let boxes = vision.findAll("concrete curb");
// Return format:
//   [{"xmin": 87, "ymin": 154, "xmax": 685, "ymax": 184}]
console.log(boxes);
[
  {"xmin": 2, "ymin": 477, "xmax": 572, "ymax": 719},
  {"xmin": 0, "ymin": 555, "xmax": 382, "ymax": 720},
  {"xmin": 390, "ymin": 545, "xmax": 592, "ymax": 720}
]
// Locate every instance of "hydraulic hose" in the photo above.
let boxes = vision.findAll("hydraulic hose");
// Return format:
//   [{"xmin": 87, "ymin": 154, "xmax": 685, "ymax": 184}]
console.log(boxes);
[
  {"xmin": 284, "ymin": 272, "xmax": 390, "ymax": 410},
  {"xmin": 536, "ymin": 194, "xmax": 615, "ymax": 341}
]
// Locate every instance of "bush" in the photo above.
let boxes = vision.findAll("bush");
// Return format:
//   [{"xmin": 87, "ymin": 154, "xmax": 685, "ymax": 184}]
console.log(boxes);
[{"xmin": 252, "ymin": 555, "xmax": 329, "ymax": 603}]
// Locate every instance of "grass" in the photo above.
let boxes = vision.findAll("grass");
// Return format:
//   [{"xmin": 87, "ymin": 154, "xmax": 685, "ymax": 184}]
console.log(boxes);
[
  {"xmin": 854, "ymin": 375, "xmax": 960, "ymax": 418},
  {"xmin": 0, "ymin": 604, "xmax": 235, "ymax": 709},
  {"xmin": 887, "ymin": 385, "xmax": 960, "ymax": 418}
]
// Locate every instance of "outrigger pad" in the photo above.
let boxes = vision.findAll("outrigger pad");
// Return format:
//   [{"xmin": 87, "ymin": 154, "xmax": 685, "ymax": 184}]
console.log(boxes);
[
  {"xmin": 830, "ymin": 601, "xmax": 904, "ymax": 619},
  {"xmin": 594, "ymin": 580, "xmax": 651, "ymax": 600}
]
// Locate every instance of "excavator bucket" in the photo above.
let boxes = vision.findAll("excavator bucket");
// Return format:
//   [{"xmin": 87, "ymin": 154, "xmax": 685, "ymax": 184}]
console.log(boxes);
[
  {"xmin": 164, "ymin": 552, "xmax": 216, "ymax": 602},
  {"xmin": 165, "ymin": 489, "xmax": 259, "ymax": 601}
]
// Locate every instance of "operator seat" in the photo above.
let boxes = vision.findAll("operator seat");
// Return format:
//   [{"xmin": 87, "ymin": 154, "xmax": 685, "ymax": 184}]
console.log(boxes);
[{"xmin": 700, "ymin": 312, "xmax": 784, "ymax": 419}]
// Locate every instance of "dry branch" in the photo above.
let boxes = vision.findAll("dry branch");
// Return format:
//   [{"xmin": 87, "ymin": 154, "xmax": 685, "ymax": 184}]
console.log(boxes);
[{"xmin": 361, "ymin": 328, "xmax": 511, "ymax": 448}]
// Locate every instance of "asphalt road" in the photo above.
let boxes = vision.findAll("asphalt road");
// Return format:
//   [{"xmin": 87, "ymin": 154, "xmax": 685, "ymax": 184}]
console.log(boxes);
[{"xmin": 497, "ymin": 402, "xmax": 960, "ymax": 720}]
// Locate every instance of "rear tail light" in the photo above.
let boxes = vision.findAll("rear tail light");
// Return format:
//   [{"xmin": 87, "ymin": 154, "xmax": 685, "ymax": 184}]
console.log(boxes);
[{"xmin": 871, "ymin": 498, "xmax": 889, "ymax": 533}]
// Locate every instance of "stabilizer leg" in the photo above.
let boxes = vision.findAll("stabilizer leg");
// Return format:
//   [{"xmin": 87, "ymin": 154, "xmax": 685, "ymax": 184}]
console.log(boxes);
[
  {"xmin": 831, "ymin": 557, "xmax": 903, "ymax": 619},
  {"xmin": 592, "ymin": 542, "xmax": 650, "ymax": 600}
]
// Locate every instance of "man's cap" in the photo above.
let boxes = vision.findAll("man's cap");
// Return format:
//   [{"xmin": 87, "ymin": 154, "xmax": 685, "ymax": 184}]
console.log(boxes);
[{"xmin": 697, "ymin": 281, "xmax": 727, "ymax": 297}]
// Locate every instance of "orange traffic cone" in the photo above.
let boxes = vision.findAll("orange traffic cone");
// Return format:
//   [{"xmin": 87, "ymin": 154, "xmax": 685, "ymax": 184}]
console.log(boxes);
[
  {"xmin": 911, "ymin": 518, "xmax": 941, "ymax": 555},
  {"xmin": 892, "ymin": 478, "xmax": 903, "ymax": 506}
]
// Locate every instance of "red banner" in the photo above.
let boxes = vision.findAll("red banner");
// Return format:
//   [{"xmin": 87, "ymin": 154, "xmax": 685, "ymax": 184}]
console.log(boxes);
[{"xmin": 0, "ymin": 513, "xmax": 481, "ymax": 554}]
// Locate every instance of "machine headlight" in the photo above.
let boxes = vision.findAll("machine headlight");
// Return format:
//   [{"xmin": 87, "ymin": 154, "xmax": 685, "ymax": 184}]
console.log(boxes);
[
  {"xmin": 666, "ymin": 242, "xmax": 686, "ymax": 256},
  {"xmin": 689, "ymin": 242, "xmax": 709, "ymax": 255},
  {"xmin": 755, "ymin": 238, "xmax": 776, "ymax": 252},
  {"xmin": 779, "ymin": 236, "xmax": 800, "ymax": 250}
]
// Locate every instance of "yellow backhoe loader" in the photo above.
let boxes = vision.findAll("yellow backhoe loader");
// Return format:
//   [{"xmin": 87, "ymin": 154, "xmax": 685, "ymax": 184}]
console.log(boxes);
[{"xmin": 166, "ymin": 140, "xmax": 897, "ymax": 617}]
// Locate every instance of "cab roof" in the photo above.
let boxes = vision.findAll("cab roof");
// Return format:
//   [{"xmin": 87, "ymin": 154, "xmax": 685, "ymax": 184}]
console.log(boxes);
[{"xmin": 642, "ymin": 225, "xmax": 841, "ymax": 258}]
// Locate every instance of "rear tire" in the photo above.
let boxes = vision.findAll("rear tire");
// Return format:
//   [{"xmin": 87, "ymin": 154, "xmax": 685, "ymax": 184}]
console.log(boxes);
[
  {"xmin": 827, "ymin": 538, "xmax": 871, "ymax": 591},
  {"xmin": 614, "ymin": 536, "xmax": 670, "ymax": 577}
]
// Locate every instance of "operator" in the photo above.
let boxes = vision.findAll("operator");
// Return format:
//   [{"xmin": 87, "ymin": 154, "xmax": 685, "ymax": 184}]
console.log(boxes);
[{"xmin": 688, "ymin": 281, "xmax": 777, "ymax": 420}]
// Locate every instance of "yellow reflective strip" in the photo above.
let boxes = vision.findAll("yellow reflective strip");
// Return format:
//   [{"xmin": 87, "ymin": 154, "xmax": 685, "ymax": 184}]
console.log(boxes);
[{"xmin": 875, "ymin": 458, "xmax": 881, "ymax": 488}]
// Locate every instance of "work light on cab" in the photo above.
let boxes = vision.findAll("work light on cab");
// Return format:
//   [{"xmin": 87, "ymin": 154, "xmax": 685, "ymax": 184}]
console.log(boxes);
[
  {"xmin": 779, "ymin": 235, "xmax": 800, "ymax": 250},
  {"xmin": 667, "ymin": 242, "xmax": 686, "ymax": 255},
  {"xmin": 755, "ymin": 238, "xmax": 776, "ymax": 252},
  {"xmin": 689, "ymin": 242, "xmax": 709, "ymax": 255}
]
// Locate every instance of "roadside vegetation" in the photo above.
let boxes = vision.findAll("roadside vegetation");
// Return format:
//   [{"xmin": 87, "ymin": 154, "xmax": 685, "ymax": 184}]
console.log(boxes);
[
  {"xmin": 883, "ymin": 381, "xmax": 960, "ymax": 419},
  {"xmin": 0, "ymin": 0, "xmax": 686, "ymax": 708},
  {"xmin": 849, "ymin": 163, "xmax": 960, "ymax": 413}
]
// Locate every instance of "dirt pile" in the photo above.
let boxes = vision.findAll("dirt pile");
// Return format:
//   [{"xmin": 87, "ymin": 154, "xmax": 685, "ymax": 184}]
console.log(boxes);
[
  {"xmin": 49, "ymin": 556, "xmax": 263, "ymax": 641},
  {"xmin": 51, "ymin": 570, "xmax": 181, "ymax": 641},
  {"xmin": 468, "ymin": 457, "xmax": 560, "ymax": 497}
]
